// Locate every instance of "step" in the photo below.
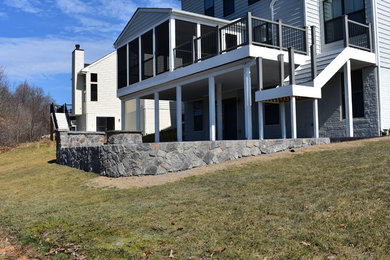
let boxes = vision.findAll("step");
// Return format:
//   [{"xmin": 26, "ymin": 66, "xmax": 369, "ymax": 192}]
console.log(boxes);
[{"xmin": 55, "ymin": 113, "xmax": 69, "ymax": 131}]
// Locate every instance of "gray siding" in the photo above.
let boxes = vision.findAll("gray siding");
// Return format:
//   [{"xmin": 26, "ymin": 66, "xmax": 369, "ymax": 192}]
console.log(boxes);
[
  {"xmin": 181, "ymin": 0, "xmax": 204, "ymax": 15},
  {"xmin": 273, "ymin": 0, "xmax": 304, "ymax": 27},
  {"xmin": 116, "ymin": 11, "xmax": 170, "ymax": 48},
  {"xmin": 305, "ymin": 0, "xmax": 321, "ymax": 52},
  {"xmin": 377, "ymin": 0, "xmax": 390, "ymax": 68}
]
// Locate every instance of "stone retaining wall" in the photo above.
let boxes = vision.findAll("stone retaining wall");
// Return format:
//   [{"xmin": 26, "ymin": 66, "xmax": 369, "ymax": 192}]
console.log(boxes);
[{"xmin": 56, "ymin": 131, "xmax": 330, "ymax": 178}]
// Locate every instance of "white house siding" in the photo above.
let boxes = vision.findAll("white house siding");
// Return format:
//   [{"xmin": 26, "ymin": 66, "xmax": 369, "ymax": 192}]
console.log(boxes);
[
  {"xmin": 115, "ymin": 11, "xmax": 170, "ymax": 48},
  {"xmin": 305, "ymin": 0, "xmax": 321, "ymax": 53},
  {"xmin": 377, "ymin": 0, "xmax": 390, "ymax": 129},
  {"xmin": 83, "ymin": 52, "xmax": 122, "ymax": 131}
]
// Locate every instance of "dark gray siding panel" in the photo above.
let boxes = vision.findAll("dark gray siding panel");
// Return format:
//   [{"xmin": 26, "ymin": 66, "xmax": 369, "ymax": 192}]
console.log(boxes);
[{"xmin": 273, "ymin": 0, "xmax": 304, "ymax": 27}]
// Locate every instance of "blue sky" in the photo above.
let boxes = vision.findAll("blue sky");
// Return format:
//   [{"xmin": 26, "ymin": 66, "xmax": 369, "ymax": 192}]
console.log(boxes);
[{"xmin": 0, "ymin": 0, "xmax": 180, "ymax": 104}]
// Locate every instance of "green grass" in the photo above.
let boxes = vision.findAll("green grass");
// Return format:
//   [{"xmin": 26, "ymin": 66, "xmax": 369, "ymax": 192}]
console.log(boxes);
[{"xmin": 0, "ymin": 140, "xmax": 390, "ymax": 259}]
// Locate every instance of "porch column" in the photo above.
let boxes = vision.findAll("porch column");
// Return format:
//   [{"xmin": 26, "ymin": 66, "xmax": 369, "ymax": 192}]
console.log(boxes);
[
  {"xmin": 169, "ymin": 18, "xmax": 176, "ymax": 71},
  {"xmin": 313, "ymin": 99, "xmax": 319, "ymax": 138},
  {"xmin": 280, "ymin": 102, "xmax": 286, "ymax": 139},
  {"xmin": 344, "ymin": 60, "xmax": 354, "ymax": 137},
  {"xmin": 243, "ymin": 65, "xmax": 253, "ymax": 140},
  {"xmin": 196, "ymin": 23, "xmax": 201, "ymax": 61},
  {"xmin": 258, "ymin": 102, "xmax": 264, "ymax": 140},
  {"xmin": 152, "ymin": 28, "xmax": 156, "ymax": 77},
  {"xmin": 136, "ymin": 98, "xmax": 141, "ymax": 131},
  {"xmin": 208, "ymin": 76, "xmax": 216, "ymax": 141},
  {"xmin": 121, "ymin": 100, "xmax": 126, "ymax": 130},
  {"xmin": 154, "ymin": 92, "xmax": 160, "ymax": 142},
  {"xmin": 216, "ymin": 83, "xmax": 223, "ymax": 140},
  {"xmin": 176, "ymin": 86, "xmax": 182, "ymax": 141},
  {"xmin": 290, "ymin": 96, "xmax": 297, "ymax": 139}
]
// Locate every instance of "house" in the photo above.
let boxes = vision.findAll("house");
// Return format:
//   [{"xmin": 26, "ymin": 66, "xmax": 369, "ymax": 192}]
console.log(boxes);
[
  {"xmin": 115, "ymin": 0, "xmax": 388, "ymax": 142},
  {"xmin": 71, "ymin": 45, "xmax": 176, "ymax": 134}
]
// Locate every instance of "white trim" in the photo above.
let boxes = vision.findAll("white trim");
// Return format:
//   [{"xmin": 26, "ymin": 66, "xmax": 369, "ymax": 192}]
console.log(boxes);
[
  {"xmin": 154, "ymin": 92, "xmax": 160, "ymax": 142},
  {"xmin": 255, "ymin": 85, "xmax": 321, "ymax": 102},
  {"xmin": 176, "ymin": 86, "xmax": 182, "ymax": 141},
  {"xmin": 344, "ymin": 60, "xmax": 353, "ymax": 137},
  {"xmin": 258, "ymin": 102, "xmax": 264, "ymax": 140},
  {"xmin": 290, "ymin": 96, "xmax": 297, "ymax": 139},
  {"xmin": 121, "ymin": 100, "xmax": 126, "ymax": 130},
  {"xmin": 208, "ymin": 76, "xmax": 216, "ymax": 141},
  {"xmin": 313, "ymin": 99, "xmax": 319, "ymax": 138},
  {"xmin": 169, "ymin": 18, "xmax": 176, "ymax": 72},
  {"xmin": 136, "ymin": 98, "xmax": 141, "ymax": 131},
  {"xmin": 243, "ymin": 65, "xmax": 252, "ymax": 140}
]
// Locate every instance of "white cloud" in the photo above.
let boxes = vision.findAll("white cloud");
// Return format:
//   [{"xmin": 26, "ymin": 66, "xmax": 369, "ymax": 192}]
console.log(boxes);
[
  {"xmin": 56, "ymin": 0, "xmax": 89, "ymax": 14},
  {"xmin": 0, "ymin": 12, "xmax": 8, "ymax": 18},
  {"xmin": 0, "ymin": 37, "xmax": 114, "ymax": 80},
  {"xmin": 4, "ymin": 0, "xmax": 42, "ymax": 13}
]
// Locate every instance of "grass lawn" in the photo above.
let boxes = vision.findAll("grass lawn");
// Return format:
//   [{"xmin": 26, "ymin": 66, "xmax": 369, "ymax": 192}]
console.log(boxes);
[{"xmin": 0, "ymin": 139, "xmax": 390, "ymax": 259}]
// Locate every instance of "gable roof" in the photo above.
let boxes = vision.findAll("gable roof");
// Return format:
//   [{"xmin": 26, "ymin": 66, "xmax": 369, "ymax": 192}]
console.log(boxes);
[{"xmin": 113, "ymin": 8, "xmax": 229, "ymax": 49}]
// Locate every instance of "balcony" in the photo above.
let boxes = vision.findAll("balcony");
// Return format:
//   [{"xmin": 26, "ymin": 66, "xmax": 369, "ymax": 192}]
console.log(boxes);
[{"xmin": 174, "ymin": 13, "xmax": 309, "ymax": 70}]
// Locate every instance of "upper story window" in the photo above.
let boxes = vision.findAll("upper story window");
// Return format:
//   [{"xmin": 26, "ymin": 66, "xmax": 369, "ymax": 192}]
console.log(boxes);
[
  {"xmin": 323, "ymin": 0, "xmax": 365, "ymax": 44},
  {"xmin": 204, "ymin": 0, "xmax": 214, "ymax": 17},
  {"xmin": 129, "ymin": 38, "xmax": 139, "ymax": 85},
  {"xmin": 141, "ymin": 30, "xmax": 153, "ymax": 80},
  {"xmin": 248, "ymin": 0, "xmax": 259, "ymax": 5},
  {"xmin": 90, "ymin": 73, "xmax": 98, "ymax": 101},
  {"xmin": 155, "ymin": 21, "xmax": 169, "ymax": 75},
  {"xmin": 223, "ymin": 0, "xmax": 235, "ymax": 17}
]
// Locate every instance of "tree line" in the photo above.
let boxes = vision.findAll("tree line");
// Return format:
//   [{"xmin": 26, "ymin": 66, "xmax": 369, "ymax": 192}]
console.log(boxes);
[{"xmin": 0, "ymin": 67, "xmax": 54, "ymax": 146}]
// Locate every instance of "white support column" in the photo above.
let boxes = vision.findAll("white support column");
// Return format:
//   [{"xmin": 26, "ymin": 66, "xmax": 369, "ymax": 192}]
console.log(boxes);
[
  {"xmin": 176, "ymin": 86, "xmax": 182, "ymax": 141},
  {"xmin": 121, "ymin": 100, "xmax": 126, "ymax": 130},
  {"xmin": 216, "ymin": 83, "xmax": 223, "ymax": 140},
  {"xmin": 280, "ymin": 102, "xmax": 286, "ymax": 139},
  {"xmin": 152, "ymin": 27, "xmax": 156, "ymax": 77},
  {"xmin": 136, "ymin": 98, "xmax": 141, "ymax": 131},
  {"xmin": 169, "ymin": 18, "xmax": 176, "ymax": 71},
  {"xmin": 138, "ymin": 37, "xmax": 142, "ymax": 82},
  {"xmin": 313, "ymin": 99, "xmax": 319, "ymax": 138},
  {"xmin": 344, "ymin": 60, "xmax": 354, "ymax": 137},
  {"xmin": 290, "ymin": 96, "xmax": 297, "ymax": 139},
  {"xmin": 258, "ymin": 102, "xmax": 264, "ymax": 140},
  {"xmin": 196, "ymin": 23, "xmax": 201, "ymax": 61},
  {"xmin": 243, "ymin": 65, "xmax": 253, "ymax": 140},
  {"xmin": 208, "ymin": 76, "xmax": 216, "ymax": 141},
  {"xmin": 154, "ymin": 92, "xmax": 160, "ymax": 142}
]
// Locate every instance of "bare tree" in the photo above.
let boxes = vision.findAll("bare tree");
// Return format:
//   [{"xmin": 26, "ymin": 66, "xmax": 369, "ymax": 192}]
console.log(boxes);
[{"xmin": 0, "ymin": 68, "xmax": 54, "ymax": 146}]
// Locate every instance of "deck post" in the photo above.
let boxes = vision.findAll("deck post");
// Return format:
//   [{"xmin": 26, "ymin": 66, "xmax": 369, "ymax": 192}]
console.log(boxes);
[
  {"xmin": 258, "ymin": 102, "xmax": 264, "ymax": 140},
  {"xmin": 169, "ymin": 18, "xmax": 176, "ymax": 71},
  {"xmin": 121, "ymin": 100, "xmax": 126, "ymax": 130},
  {"xmin": 311, "ymin": 26, "xmax": 317, "ymax": 80},
  {"xmin": 344, "ymin": 15, "xmax": 349, "ymax": 48},
  {"xmin": 247, "ymin": 12, "xmax": 252, "ymax": 45},
  {"xmin": 313, "ymin": 99, "xmax": 319, "ymax": 138},
  {"xmin": 216, "ymin": 83, "xmax": 223, "ymax": 140},
  {"xmin": 278, "ymin": 54, "xmax": 284, "ymax": 87},
  {"xmin": 290, "ymin": 96, "xmax": 297, "ymax": 139},
  {"xmin": 278, "ymin": 19, "xmax": 283, "ymax": 50},
  {"xmin": 257, "ymin": 57, "xmax": 263, "ymax": 90},
  {"xmin": 154, "ymin": 92, "xmax": 160, "ymax": 142},
  {"xmin": 136, "ymin": 98, "xmax": 141, "ymax": 131},
  {"xmin": 244, "ymin": 65, "xmax": 253, "ymax": 140},
  {"xmin": 176, "ymin": 86, "xmax": 182, "ymax": 141},
  {"xmin": 216, "ymin": 25, "xmax": 221, "ymax": 54},
  {"xmin": 192, "ymin": 36, "xmax": 196, "ymax": 64},
  {"xmin": 288, "ymin": 47, "xmax": 295, "ymax": 85},
  {"xmin": 209, "ymin": 76, "xmax": 216, "ymax": 141},
  {"xmin": 280, "ymin": 102, "xmax": 286, "ymax": 139},
  {"xmin": 344, "ymin": 60, "xmax": 354, "ymax": 137}
]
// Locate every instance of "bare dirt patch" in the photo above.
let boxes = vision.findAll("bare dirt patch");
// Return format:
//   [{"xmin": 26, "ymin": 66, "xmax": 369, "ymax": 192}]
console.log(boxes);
[
  {"xmin": 86, "ymin": 136, "xmax": 390, "ymax": 189},
  {"xmin": 0, "ymin": 230, "xmax": 41, "ymax": 259}
]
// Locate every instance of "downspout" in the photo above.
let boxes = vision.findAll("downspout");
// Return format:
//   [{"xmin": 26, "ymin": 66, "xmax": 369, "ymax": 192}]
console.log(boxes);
[
  {"xmin": 372, "ymin": 0, "xmax": 382, "ymax": 134},
  {"xmin": 270, "ymin": 0, "xmax": 278, "ymax": 21}
]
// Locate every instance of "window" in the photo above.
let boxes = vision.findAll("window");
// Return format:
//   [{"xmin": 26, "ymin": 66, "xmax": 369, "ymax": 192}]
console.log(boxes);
[
  {"xmin": 204, "ymin": 0, "xmax": 214, "ymax": 16},
  {"xmin": 96, "ymin": 117, "xmax": 115, "ymax": 132},
  {"xmin": 129, "ymin": 38, "xmax": 139, "ymax": 85},
  {"xmin": 193, "ymin": 101, "xmax": 203, "ymax": 131},
  {"xmin": 141, "ymin": 30, "xmax": 153, "ymax": 80},
  {"xmin": 223, "ymin": 0, "xmax": 235, "ymax": 17},
  {"xmin": 248, "ymin": 0, "xmax": 259, "ymax": 5},
  {"xmin": 341, "ymin": 70, "xmax": 364, "ymax": 118},
  {"xmin": 91, "ymin": 84, "xmax": 97, "ymax": 101},
  {"xmin": 323, "ymin": 0, "xmax": 365, "ymax": 44},
  {"xmin": 91, "ymin": 73, "xmax": 98, "ymax": 82},
  {"xmin": 201, "ymin": 25, "xmax": 218, "ymax": 59},
  {"xmin": 155, "ymin": 21, "xmax": 169, "ymax": 75},
  {"xmin": 175, "ymin": 20, "xmax": 197, "ymax": 68},
  {"xmin": 117, "ymin": 45, "xmax": 127, "ymax": 88},
  {"xmin": 265, "ymin": 103, "xmax": 280, "ymax": 125}
]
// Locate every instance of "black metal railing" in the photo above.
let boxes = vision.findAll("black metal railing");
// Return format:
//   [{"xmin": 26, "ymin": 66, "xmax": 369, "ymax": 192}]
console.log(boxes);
[
  {"xmin": 173, "ymin": 13, "xmax": 309, "ymax": 70},
  {"xmin": 345, "ymin": 16, "xmax": 372, "ymax": 51},
  {"xmin": 220, "ymin": 17, "xmax": 248, "ymax": 53}
]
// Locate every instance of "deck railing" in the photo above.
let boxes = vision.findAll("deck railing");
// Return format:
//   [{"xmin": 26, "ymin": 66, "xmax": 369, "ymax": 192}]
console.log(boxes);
[
  {"xmin": 344, "ymin": 15, "xmax": 372, "ymax": 52},
  {"xmin": 173, "ymin": 13, "xmax": 308, "ymax": 70}
]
